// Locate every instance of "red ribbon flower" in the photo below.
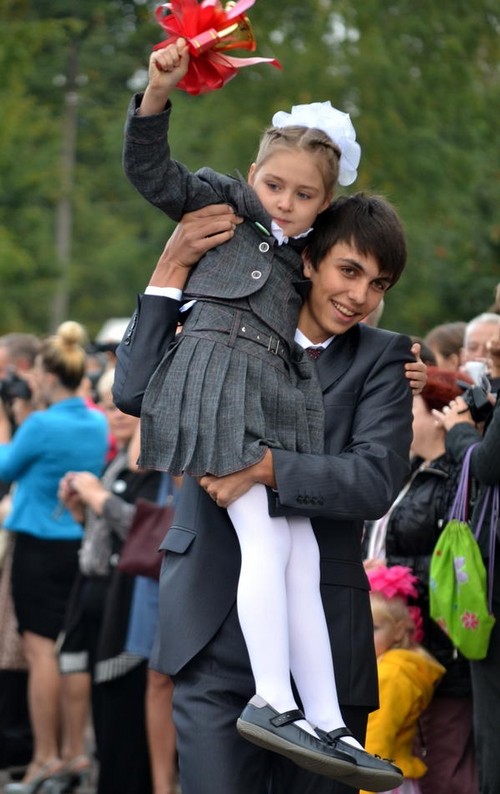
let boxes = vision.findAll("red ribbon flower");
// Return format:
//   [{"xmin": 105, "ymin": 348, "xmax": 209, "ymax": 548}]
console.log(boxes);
[{"xmin": 153, "ymin": 0, "xmax": 281, "ymax": 95}]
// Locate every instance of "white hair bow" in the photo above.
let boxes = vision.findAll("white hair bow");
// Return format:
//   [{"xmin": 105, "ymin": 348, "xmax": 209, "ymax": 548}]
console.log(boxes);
[{"xmin": 272, "ymin": 101, "xmax": 361, "ymax": 186}]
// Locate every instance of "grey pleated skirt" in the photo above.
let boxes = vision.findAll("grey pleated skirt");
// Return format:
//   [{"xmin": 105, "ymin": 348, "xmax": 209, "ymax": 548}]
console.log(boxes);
[{"xmin": 139, "ymin": 303, "xmax": 324, "ymax": 477}]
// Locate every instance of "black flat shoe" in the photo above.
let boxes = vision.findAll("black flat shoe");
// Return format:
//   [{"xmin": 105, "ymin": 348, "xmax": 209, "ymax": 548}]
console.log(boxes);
[
  {"xmin": 317, "ymin": 727, "xmax": 404, "ymax": 792},
  {"xmin": 236, "ymin": 696, "xmax": 357, "ymax": 780}
]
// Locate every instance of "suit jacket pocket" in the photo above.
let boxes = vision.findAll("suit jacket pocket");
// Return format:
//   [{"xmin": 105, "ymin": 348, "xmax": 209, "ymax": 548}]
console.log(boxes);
[{"xmin": 160, "ymin": 526, "xmax": 196, "ymax": 554}]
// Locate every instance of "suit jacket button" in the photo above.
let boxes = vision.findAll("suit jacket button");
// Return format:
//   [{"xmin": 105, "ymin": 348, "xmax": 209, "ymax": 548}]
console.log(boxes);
[
  {"xmin": 318, "ymin": 497, "xmax": 325, "ymax": 506},
  {"xmin": 296, "ymin": 495, "xmax": 304, "ymax": 504},
  {"xmin": 251, "ymin": 270, "xmax": 262, "ymax": 279},
  {"xmin": 303, "ymin": 496, "xmax": 310, "ymax": 505},
  {"xmin": 258, "ymin": 242, "xmax": 270, "ymax": 253}
]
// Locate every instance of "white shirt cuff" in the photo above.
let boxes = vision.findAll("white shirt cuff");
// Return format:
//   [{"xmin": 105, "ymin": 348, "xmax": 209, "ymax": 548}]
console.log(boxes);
[{"xmin": 144, "ymin": 286, "xmax": 182, "ymax": 300}]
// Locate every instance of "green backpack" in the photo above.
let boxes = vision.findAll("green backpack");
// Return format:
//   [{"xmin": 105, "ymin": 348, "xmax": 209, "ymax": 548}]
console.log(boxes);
[{"xmin": 429, "ymin": 444, "xmax": 498, "ymax": 661}]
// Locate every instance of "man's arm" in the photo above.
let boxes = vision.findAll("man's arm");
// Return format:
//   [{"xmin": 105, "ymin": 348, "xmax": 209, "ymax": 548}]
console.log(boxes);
[
  {"xmin": 271, "ymin": 334, "xmax": 413, "ymax": 521},
  {"xmin": 113, "ymin": 294, "xmax": 179, "ymax": 417},
  {"xmin": 113, "ymin": 206, "xmax": 242, "ymax": 416},
  {"xmin": 201, "ymin": 333, "xmax": 413, "ymax": 521}
]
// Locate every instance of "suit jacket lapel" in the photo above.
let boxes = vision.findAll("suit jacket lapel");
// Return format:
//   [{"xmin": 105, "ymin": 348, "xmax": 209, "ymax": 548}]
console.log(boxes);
[{"xmin": 316, "ymin": 325, "xmax": 360, "ymax": 393}]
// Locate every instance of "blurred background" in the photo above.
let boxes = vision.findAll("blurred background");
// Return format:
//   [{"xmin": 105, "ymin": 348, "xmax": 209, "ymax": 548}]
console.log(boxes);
[{"xmin": 0, "ymin": 0, "xmax": 498, "ymax": 338}]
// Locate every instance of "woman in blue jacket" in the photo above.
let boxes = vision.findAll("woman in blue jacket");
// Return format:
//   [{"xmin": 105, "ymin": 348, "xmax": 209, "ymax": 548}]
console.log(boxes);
[{"xmin": 0, "ymin": 321, "xmax": 108, "ymax": 793}]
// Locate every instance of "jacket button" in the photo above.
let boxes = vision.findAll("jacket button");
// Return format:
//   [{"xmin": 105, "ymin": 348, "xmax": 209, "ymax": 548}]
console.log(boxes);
[
  {"xmin": 258, "ymin": 242, "xmax": 270, "ymax": 253},
  {"xmin": 296, "ymin": 495, "xmax": 304, "ymax": 504},
  {"xmin": 251, "ymin": 270, "xmax": 262, "ymax": 279}
]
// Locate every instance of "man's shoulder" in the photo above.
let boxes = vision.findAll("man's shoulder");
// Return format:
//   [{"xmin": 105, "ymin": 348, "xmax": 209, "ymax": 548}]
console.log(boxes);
[
  {"xmin": 358, "ymin": 323, "xmax": 408, "ymax": 345},
  {"xmin": 357, "ymin": 323, "xmax": 411, "ymax": 357}
]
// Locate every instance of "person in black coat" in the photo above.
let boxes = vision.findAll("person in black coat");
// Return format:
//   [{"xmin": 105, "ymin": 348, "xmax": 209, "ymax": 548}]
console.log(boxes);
[
  {"xmin": 434, "ymin": 335, "xmax": 500, "ymax": 794},
  {"xmin": 383, "ymin": 367, "xmax": 479, "ymax": 794}
]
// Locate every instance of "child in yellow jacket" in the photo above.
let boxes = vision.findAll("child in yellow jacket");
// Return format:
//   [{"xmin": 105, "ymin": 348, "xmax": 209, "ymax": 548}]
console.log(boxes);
[{"xmin": 362, "ymin": 565, "xmax": 445, "ymax": 794}]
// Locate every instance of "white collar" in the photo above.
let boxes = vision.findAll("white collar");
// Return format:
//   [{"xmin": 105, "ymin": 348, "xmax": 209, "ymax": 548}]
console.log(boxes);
[
  {"xmin": 294, "ymin": 328, "xmax": 335, "ymax": 350},
  {"xmin": 271, "ymin": 221, "xmax": 313, "ymax": 246}
]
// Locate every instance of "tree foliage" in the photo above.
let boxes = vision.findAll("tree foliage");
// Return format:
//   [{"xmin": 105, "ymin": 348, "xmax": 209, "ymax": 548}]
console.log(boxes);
[{"xmin": 0, "ymin": 0, "xmax": 498, "ymax": 338}]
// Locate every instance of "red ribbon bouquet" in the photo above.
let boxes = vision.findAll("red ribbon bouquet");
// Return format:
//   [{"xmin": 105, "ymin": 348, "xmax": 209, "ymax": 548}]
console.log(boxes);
[{"xmin": 153, "ymin": 0, "xmax": 281, "ymax": 95}]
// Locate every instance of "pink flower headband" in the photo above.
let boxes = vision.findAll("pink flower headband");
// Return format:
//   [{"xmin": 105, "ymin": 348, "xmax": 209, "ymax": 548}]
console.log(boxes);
[
  {"xmin": 367, "ymin": 564, "xmax": 424, "ymax": 643},
  {"xmin": 367, "ymin": 564, "xmax": 419, "ymax": 600}
]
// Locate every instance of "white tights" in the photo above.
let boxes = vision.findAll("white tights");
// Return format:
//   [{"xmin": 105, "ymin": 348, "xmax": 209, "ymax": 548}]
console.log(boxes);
[{"xmin": 227, "ymin": 483, "xmax": 355, "ymax": 740}]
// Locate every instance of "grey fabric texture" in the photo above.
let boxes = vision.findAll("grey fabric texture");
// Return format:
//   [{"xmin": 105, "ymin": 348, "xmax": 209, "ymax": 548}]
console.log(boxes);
[{"xmin": 125, "ymin": 96, "xmax": 324, "ymax": 476}]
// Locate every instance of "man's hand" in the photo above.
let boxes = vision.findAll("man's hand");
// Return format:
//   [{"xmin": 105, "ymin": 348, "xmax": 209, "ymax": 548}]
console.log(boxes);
[
  {"xmin": 149, "ymin": 205, "xmax": 243, "ymax": 290},
  {"xmin": 199, "ymin": 449, "xmax": 276, "ymax": 508},
  {"xmin": 406, "ymin": 342, "xmax": 427, "ymax": 396}
]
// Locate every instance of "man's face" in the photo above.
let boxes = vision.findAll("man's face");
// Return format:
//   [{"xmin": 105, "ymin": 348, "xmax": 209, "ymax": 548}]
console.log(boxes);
[
  {"xmin": 461, "ymin": 321, "xmax": 500, "ymax": 363},
  {"xmin": 300, "ymin": 241, "xmax": 391, "ymax": 343}
]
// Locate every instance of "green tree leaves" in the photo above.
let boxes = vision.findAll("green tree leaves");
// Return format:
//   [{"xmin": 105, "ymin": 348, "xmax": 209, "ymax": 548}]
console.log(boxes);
[{"xmin": 0, "ymin": 0, "xmax": 498, "ymax": 337}]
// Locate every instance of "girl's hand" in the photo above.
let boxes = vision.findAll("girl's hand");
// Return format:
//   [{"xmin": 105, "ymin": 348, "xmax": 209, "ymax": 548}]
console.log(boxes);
[
  {"xmin": 405, "ymin": 343, "xmax": 427, "ymax": 396},
  {"xmin": 139, "ymin": 38, "xmax": 190, "ymax": 116}
]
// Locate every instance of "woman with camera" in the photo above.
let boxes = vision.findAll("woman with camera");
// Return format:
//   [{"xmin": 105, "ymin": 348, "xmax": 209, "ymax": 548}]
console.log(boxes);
[
  {"xmin": 0, "ymin": 322, "xmax": 108, "ymax": 793},
  {"xmin": 434, "ymin": 333, "xmax": 500, "ymax": 794}
]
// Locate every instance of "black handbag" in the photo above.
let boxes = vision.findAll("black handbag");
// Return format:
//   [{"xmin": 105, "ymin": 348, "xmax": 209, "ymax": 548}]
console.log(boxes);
[{"xmin": 117, "ymin": 473, "xmax": 175, "ymax": 580}]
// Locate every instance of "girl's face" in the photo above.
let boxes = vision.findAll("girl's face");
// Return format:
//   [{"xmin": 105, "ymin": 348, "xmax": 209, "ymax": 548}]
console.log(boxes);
[
  {"xmin": 248, "ymin": 148, "xmax": 331, "ymax": 238},
  {"xmin": 371, "ymin": 602, "xmax": 404, "ymax": 657}
]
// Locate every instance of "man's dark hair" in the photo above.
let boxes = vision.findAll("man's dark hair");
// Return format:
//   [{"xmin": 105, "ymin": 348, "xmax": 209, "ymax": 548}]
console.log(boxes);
[{"xmin": 305, "ymin": 193, "xmax": 407, "ymax": 287}]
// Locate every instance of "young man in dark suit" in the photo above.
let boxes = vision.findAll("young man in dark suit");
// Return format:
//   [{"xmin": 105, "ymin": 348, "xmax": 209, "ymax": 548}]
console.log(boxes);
[{"xmin": 114, "ymin": 194, "xmax": 418, "ymax": 794}]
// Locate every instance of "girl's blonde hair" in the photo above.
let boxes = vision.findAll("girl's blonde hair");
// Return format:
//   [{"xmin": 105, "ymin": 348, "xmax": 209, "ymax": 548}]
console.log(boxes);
[
  {"xmin": 38, "ymin": 321, "xmax": 88, "ymax": 391},
  {"xmin": 370, "ymin": 590, "xmax": 415, "ymax": 650},
  {"xmin": 254, "ymin": 125, "xmax": 341, "ymax": 194}
]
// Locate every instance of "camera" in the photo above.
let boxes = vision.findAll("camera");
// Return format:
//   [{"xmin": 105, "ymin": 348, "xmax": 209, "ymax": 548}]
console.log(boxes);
[
  {"xmin": 460, "ymin": 384, "xmax": 493, "ymax": 425},
  {"xmin": 0, "ymin": 372, "xmax": 32, "ymax": 404}
]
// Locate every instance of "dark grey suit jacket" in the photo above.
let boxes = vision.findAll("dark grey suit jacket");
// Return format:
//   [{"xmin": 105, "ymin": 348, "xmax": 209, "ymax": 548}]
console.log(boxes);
[{"xmin": 114, "ymin": 294, "xmax": 414, "ymax": 710}]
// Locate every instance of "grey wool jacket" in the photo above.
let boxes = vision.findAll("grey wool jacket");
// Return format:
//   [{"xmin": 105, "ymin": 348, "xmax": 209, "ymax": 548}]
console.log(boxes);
[{"xmin": 123, "ymin": 95, "xmax": 311, "ymax": 349}]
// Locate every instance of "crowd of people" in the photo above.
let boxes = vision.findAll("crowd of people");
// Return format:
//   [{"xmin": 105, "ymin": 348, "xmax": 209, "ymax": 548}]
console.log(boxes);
[
  {"xmin": 0, "ymin": 289, "xmax": 498, "ymax": 794},
  {"xmin": 0, "ymin": 328, "xmax": 178, "ymax": 794},
  {"xmin": 0, "ymin": 32, "xmax": 499, "ymax": 794},
  {"xmin": 0, "ymin": 247, "xmax": 498, "ymax": 794}
]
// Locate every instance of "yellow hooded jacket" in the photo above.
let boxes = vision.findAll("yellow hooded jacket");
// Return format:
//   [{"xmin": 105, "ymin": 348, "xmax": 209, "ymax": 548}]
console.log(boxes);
[{"xmin": 360, "ymin": 647, "xmax": 445, "ymax": 794}]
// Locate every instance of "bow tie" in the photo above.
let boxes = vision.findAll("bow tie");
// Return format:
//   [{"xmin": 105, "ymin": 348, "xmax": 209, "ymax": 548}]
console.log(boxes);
[{"xmin": 305, "ymin": 347, "xmax": 324, "ymax": 360}]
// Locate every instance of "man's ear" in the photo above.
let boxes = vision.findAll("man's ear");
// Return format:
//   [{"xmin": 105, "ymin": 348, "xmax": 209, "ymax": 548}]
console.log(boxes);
[{"xmin": 247, "ymin": 163, "xmax": 257, "ymax": 185}]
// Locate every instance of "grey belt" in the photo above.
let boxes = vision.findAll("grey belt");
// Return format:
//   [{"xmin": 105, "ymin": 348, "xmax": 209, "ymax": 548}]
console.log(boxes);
[
  {"xmin": 183, "ymin": 322, "xmax": 288, "ymax": 362},
  {"xmin": 237, "ymin": 322, "xmax": 288, "ymax": 361}
]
